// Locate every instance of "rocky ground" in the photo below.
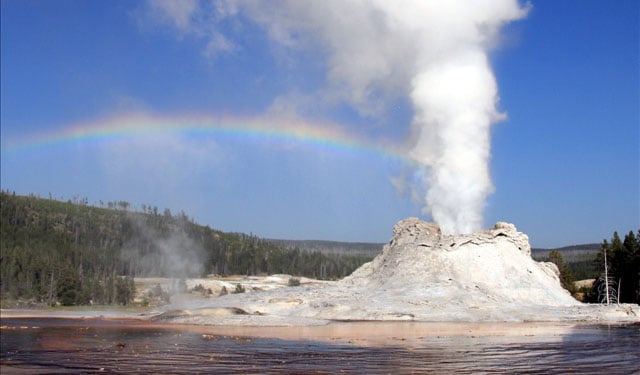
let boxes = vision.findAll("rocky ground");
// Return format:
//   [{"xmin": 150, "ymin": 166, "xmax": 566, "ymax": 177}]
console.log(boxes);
[
  {"xmin": 149, "ymin": 218, "xmax": 639, "ymax": 326},
  {"xmin": 3, "ymin": 218, "xmax": 636, "ymax": 325},
  {"xmin": 133, "ymin": 274, "xmax": 328, "ymax": 305}
]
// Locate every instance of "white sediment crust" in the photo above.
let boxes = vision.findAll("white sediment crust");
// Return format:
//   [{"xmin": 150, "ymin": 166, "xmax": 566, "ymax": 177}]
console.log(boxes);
[{"xmin": 152, "ymin": 218, "xmax": 639, "ymax": 325}]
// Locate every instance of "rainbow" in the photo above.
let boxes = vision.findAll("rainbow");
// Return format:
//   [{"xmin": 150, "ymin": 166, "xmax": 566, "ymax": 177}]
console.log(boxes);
[{"xmin": 3, "ymin": 113, "xmax": 411, "ymax": 162}]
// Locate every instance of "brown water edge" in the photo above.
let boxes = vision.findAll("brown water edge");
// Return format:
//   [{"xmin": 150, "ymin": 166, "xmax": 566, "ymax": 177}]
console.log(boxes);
[
  {"xmin": 2, "ymin": 317, "xmax": 639, "ymax": 374},
  {"xmin": 0, "ymin": 314, "xmax": 606, "ymax": 346},
  {"xmin": 0, "ymin": 309, "xmax": 625, "ymax": 343},
  {"xmin": 152, "ymin": 320, "xmax": 581, "ymax": 346}
]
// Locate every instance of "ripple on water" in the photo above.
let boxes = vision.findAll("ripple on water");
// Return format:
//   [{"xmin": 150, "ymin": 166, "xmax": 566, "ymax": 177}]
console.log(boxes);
[{"xmin": 1, "ymin": 318, "xmax": 639, "ymax": 374}]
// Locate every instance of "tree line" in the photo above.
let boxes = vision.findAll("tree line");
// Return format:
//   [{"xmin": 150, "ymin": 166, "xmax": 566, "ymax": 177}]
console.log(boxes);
[
  {"xmin": 0, "ymin": 192, "xmax": 372, "ymax": 306},
  {"xmin": 588, "ymin": 230, "xmax": 640, "ymax": 304},
  {"xmin": 546, "ymin": 230, "xmax": 640, "ymax": 304}
]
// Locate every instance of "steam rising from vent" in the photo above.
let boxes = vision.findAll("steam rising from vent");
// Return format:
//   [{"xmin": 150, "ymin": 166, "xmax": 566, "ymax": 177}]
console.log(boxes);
[
  {"xmin": 409, "ymin": 50, "xmax": 505, "ymax": 234},
  {"xmin": 149, "ymin": 0, "xmax": 530, "ymax": 234},
  {"xmin": 121, "ymin": 213, "xmax": 205, "ymax": 278}
]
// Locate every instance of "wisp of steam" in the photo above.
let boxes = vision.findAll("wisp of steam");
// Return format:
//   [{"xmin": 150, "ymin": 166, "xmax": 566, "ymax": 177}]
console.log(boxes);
[{"xmin": 153, "ymin": 0, "xmax": 529, "ymax": 234}]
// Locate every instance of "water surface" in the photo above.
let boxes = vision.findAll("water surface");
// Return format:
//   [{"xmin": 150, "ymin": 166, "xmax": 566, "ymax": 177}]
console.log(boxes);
[{"xmin": 1, "ymin": 318, "xmax": 638, "ymax": 374}]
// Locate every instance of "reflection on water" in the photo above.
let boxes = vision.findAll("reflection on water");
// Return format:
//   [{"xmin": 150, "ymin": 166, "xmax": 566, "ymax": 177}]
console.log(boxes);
[{"xmin": 1, "ymin": 318, "xmax": 639, "ymax": 374}]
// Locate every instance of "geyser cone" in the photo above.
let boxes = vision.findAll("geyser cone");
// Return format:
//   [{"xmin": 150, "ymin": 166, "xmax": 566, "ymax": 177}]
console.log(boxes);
[
  {"xmin": 154, "ymin": 218, "xmax": 639, "ymax": 324},
  {"xmin": 342, "ymin": 218, "xmax": 578, "ymax": 307}
]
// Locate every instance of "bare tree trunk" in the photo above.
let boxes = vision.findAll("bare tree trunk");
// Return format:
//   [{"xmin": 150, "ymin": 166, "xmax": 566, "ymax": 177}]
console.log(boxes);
[
  {"xmin": 48, "ymin": 269, "xmax": 55, "ymax": 304},
  {"xmin": 604, "ymin": 249, "xmax": 610, "ymax": 305}
]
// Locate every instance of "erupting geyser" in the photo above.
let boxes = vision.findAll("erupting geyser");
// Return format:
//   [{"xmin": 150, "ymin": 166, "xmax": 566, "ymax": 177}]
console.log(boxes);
[
  {"xmin": 175, "ymin": 0, "xmax": 531, "ymax": 234},
  {"xmin": 145, "ymin": 2, "xmax": 640, "ymax": 326},
  {"xmin": 155, "ymin": 218, "xmax": 640, "ymax": 325}
]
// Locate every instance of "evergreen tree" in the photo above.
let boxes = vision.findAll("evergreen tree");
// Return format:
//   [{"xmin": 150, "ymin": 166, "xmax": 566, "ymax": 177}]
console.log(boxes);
[
  {"xmin": 56, "ymin": 267, "xmax": 80, "ymax": 306},
  {"xmin": 591, "ymin": 230, "xmax": 640, "ymax": 304},
  {"xmin": 115, "ymin": 276, "xmax": 135, "ymax": 305},
  {"xmin": 0, "ymin": 191, "xmax": 373, "ymax": 306},
  {"xmin": 547, "ymin": 250, "xmax": 577, "ymax": 295}
]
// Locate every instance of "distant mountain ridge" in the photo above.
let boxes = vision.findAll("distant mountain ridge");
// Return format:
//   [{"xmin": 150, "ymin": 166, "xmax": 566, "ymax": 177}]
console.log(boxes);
[
  {"xmin": 268, "ymin": 239, "xmax": 384, "ymax": 256},
  {"xmin": 531, "ymin": 244, "xmax": 600, "ymax": 262},
  {"xmin": 269, "ymin": 238, "xmax": 601, "ymax": 260},
  {"xmin": 270, "ymin": 236, "xmax": 602, "ymax": 281}
]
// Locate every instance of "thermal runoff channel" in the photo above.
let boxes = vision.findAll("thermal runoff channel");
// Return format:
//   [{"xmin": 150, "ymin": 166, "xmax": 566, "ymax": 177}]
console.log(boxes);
[{"xmin": 188, "ymin": 0, "xmax": 530, "ymax": 234}]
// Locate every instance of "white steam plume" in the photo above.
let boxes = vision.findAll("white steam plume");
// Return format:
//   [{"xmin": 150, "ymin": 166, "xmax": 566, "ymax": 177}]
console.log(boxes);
[
  {"xmin": 149, "ymin": 0, "xmax": 529, "ymax": 234},
  {"xmin": 409, "ymin": 50, "xmax": 504, "ymax": 234}
]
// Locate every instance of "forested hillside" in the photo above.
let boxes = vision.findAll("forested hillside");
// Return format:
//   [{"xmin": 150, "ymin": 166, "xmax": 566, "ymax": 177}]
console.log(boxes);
[
  {"xmin": 267, "ymin": 239, "xmax": 384, "ymax": 256},
  {"xmin": 531, "ymin": 245, "xmax": 600, "ymax": 280},
  {"xmin": 0, "ymin": 192, "xmax": 372, "ymax": 306}
]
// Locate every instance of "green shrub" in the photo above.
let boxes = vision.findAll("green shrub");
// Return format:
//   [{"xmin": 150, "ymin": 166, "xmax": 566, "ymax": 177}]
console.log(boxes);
[{"xmin": 192, "ymin": 283, "xmax": 205, "ymax": 293}]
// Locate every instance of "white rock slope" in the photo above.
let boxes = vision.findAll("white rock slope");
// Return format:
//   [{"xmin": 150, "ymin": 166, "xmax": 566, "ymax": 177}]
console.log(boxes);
[
  {"xmin": 342, "ymin": 218, "xmax": 577, "ymax": 307},
  {"xmin": 156, "ymin": 218, "xmax": 639, "ymax": 324}
]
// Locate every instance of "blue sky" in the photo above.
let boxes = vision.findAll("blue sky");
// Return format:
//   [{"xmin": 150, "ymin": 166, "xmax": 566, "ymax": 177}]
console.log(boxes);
[{"xmin": 1, "ymin": 0, "xmax": 638, "ymax": 248}]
